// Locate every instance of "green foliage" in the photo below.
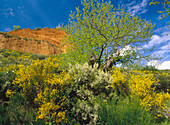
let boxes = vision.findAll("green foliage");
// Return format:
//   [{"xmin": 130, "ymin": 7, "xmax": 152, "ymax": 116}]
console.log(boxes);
[
  {"xmin": 1, "ymin": 50, "xmax": 10, "ymax": 57},
  {"xmin": 34, "ymin": 27, "xmax": 42, "ymax": 31},
  {"xmin": 37, "ymin": 40, "xmax": 41, "ymax": 44},
  {"xmin": 0, "ymin": 49, "xmax": 35, "ymax": 67},
  {"xmin": 0, "ymin": 70, "xmax": 16, "ymax": 101},
  {"xmin": 61, "ymin": 0, "xmax": 155, "ymax": 70},
  {"xmin": 0, "ymin": 32, "xmax": 13, "ymax": 38},
  {"xmin": 66, "ymin": 63, "xmax": 114, "ymax": 124},
  {"xmin": 10, "ymin": 51, "xmax": 20, "ymax": 57},
  {"xmin": 155, "ymin": 73, "xmax": 170, "ymax": 93},
  {"xmin": 0, "ymin": 48, "xmax": 169, "ymax": 124},
  {"xmin": 14, "ymin": 35, "xmax": 21, "ymax": 40},
  {"xmin": 97, "ymin": 96, "xmax": 155, "ymax": 125},
  {"xmin": 142, "ymin": 65, "xmax": 159, "ymax": 72},
  {"xmin": 13, "ymin": 25, "xmax": 21, "ymax": 31},
  {"xmin": 34, "ymin": 39, "xmax": 41, "ymax": 44},
  {"xmin": 7, "ymin": 93, "xmax": 45, "ymax": 125},
  {"xmin": 0, "ymin": 31, "xmax": 4, "ymax": 34},
  {"xmin": 23, "ymin": 37, "xmax": 28, "ymax": 41},
  {"xmin": 3, "ymin": 33, "xmax": 13, "ymax": 38},
  {"xmin": 0, "ymin": 105, "xmax": 11, "ymax": 125},
  {"xmin": 29, "ymin": 54, "xmax": 46, "ymax": 60},
  {"xmin": 1, "ymin": 32, "xmax": 12, "ymax": 38}
]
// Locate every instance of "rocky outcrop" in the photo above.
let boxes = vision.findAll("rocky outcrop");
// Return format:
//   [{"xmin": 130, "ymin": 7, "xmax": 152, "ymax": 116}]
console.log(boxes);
[{"xmin": 0, "ymin": 28, "xmax": 68, "ymax": 55}]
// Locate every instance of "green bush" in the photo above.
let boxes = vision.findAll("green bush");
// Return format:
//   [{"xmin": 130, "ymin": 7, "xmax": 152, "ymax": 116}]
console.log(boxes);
[
  {"xmin": 14, "ymin": 36, "xmax": 21, "ymax": 40},
  {"xmin": 10, "ymin": 51, "xmax": 20, "ymax": 57},
  {"xmin": 142, "ymin": 65, "xmax": 159, "ymax": 71},
  {"xmin": 29, "ymin": 54, "xmax": 46, "ymax": 60},
  {"xmin": 13, "ymin": 25, "xmax": 21, "ymax": 31},
  {"xmin": 0, "ymin": 56, "xmax": 19, "ymax": 66},
  {"xmin": 34, "ymin": 27, "xmax": 41, "ymax": 31},
  {"xmin": 37, "ymin": 40, "xmax": 41, "ymax": 44},
  {"xmin": 0, "ymin": 69, "xmax": 17, "ymax": 102},
  {"xmin": 0, "ymin": 105, "xmax": 11, "ymax": 125},
  {"xmin": 156, "ymin": 73, "xmax": 170, "ymax": 93},
  {"xmin": 1, "ymin": 50, "xmax": 10, "ymax": 57},
  {"xmin": 23, "ymin": 37, "xmax": 28, "ymax": 41},
  {"xmin": 4, "ymin": 33, "xmax": 13, "ymax": 38},
  {"xmin": 97, "ymin": 96, "xmax": 155, "ymax": 125},
  {"xmin": 7, "ymin": 93, "xmax": 45, "ymax": 125},
  {"xmin": 0, "ymin": 54, "xmax": 4, "ymax": 59},
  {"xmin": 66, "ymin": 63, "xmax": 114, "ymax": 124}
]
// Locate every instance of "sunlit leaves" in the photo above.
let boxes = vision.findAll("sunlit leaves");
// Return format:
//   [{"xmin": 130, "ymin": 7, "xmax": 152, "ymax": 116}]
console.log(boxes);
[{"xmin": 62, "ymin": 0, "xmax": 155, "ymax": 69}]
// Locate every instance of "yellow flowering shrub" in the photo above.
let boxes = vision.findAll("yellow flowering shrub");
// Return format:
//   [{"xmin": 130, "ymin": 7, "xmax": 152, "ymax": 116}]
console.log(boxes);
[
  {"xmin": 111, "ymin": 67, "xmax": 129, "ymax": 96},
  {"xmin": 128, "ymin": 71, "xmax": 170, "ymax": 118},
  {"xmin": 111, "ymin": 67, "xmax": 127, "ymax": 86},
  {"xmin": 111, "ymin": 68, "xmax": 170, "ymax": 117},
  {"xmin": 11, "ymin": 57, "xmax": 59, "ymax": 102},
  {"xmin": 6, "ymin": 89, "xmax": 16, "ymax": 98},
  {"xmin": 7, "ymin": 57, "xmax": 70, "ymax": 124},
  {"xmin": 34, "ymin": 70, "xmax": 70, "ymax": 123}
]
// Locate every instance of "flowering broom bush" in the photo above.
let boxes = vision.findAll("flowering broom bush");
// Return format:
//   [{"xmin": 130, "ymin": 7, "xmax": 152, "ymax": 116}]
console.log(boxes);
[
  {"xmin": 3, "ymin": 54, "xmax": 169, "ymax": 124},
  {"xmin": 6, "ymin": 57, "xmax": 70, "ymax": 124},
  {"xmin": 128, "ymin": 70, "xmax": 170, "ymax": 119},
  {"xmin": 111, "ymin": 68, "xmax": 170, "ymax": 120}
]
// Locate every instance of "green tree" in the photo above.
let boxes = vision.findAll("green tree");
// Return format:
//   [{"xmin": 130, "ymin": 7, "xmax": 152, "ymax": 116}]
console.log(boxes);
[
  {"xmin": 13, "ymin": 25, "xmax": 21, "ymax": 31},
  {"xmin": 150, "ymin": 0, "xmax": 170, "ymax": 19},
  {"xmin": 62, "ymin": 0, "xmax": 155, "ymax": 71}
]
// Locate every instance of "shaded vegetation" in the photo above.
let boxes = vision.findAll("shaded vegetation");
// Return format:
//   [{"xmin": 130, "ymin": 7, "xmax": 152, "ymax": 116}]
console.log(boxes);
[{"xmin": 0, "ymin": 0, "xmax": 170, "ymax": 124}]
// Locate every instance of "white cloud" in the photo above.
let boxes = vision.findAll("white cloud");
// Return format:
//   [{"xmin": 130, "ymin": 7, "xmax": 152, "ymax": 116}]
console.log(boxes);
[
  {"xmin": 9, "ymin": 12, "xmax": 14, "ymax": 16},
  {"xmin": 147, "ymin": 60, "xmax": 160, "ymax": 67},
  {"xmin": 152, "ymin": 49, "xmax": 168, "ymax": 56},
  {"xmin": 126, "ymin": 0, "xmax": 149, "ymax": 16},
  {"xmin": 143, "ymin": 35, "xmax": 161, "ymax": 48},
  {"xmin": 143, "ymin": 32, "xmax": 170, "ymax": 49},
  {"xmin": 147, "ymin": 60, "xmax": 170, "ymax": 70},
  {"xmin": 145, "ymin": 29, "xmax": 170, "ymax": 61},
  {"xmin": 140, "ymin": 9, "xmax": 148, "ymax": 14},
  {"xmin": 4, "ymin": 28, "xmax": 12, "ymax": 32},
  {"xmin": 160, "ymin": 42, "xmax": 170, "ymax": 50},
  {"xmin": 2, "ymin": 8, "xmax": 14, "ymax": 17},
  {"xmin": 157, "ymin": 61, "xmax": 170, "ymax": 70}
]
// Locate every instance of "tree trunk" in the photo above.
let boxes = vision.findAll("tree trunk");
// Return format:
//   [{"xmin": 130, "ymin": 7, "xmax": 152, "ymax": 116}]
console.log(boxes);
[{"xmin": 89, "ymin": 54, "xmax": 98, "ymax": 68}]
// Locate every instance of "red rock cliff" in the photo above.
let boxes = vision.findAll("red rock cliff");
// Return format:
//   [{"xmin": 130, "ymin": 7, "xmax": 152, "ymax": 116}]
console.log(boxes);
[{"xmin": 0, "ymin": 28, "xmax": 68, "ymax": 55}]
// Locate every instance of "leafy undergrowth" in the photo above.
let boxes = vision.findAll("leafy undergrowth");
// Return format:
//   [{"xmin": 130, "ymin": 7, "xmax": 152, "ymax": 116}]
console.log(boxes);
[{"xmin": 0, "ymin": 49, "xmax": 170, "ymax": 125}]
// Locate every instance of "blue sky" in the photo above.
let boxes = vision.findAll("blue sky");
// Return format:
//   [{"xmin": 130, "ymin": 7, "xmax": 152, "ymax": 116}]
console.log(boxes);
[{"xmin": 0, "ymin": 0, "xmax": 170, "ymax": 69}]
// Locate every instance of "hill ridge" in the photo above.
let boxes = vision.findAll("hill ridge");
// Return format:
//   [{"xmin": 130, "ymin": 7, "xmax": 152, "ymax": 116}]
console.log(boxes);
[{"xmin": 0, "ymin": 28, "xmax": 68, "ymax": 55}]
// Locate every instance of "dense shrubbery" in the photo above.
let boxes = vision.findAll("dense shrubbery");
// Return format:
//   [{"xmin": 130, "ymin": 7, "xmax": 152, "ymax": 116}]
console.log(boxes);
[
  {"xmin": 66, "ymin": 63, "xmax": 113, "ymax": 124},
  {"xmin": 0, "ymin": 49, "xmax": 169, "ymax": 124},
  {"xmin": 0, "ymin": 1, "xmax": 169, "ymax": 124},
  {"xmin": 97, "ymin": 96, "xmax": 155, "ymax": 125}
]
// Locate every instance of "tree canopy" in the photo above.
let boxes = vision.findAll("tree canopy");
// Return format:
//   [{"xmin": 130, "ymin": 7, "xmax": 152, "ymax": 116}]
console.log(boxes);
[{"xmin": 61, "ymin": 0, "xmax": 155, "ymax": 71}]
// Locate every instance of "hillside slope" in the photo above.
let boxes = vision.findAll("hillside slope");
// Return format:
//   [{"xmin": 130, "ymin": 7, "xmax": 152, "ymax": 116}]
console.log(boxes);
[{"xmin": 0, "ymin": 28, "xmax": 68, "ymax": 55}]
